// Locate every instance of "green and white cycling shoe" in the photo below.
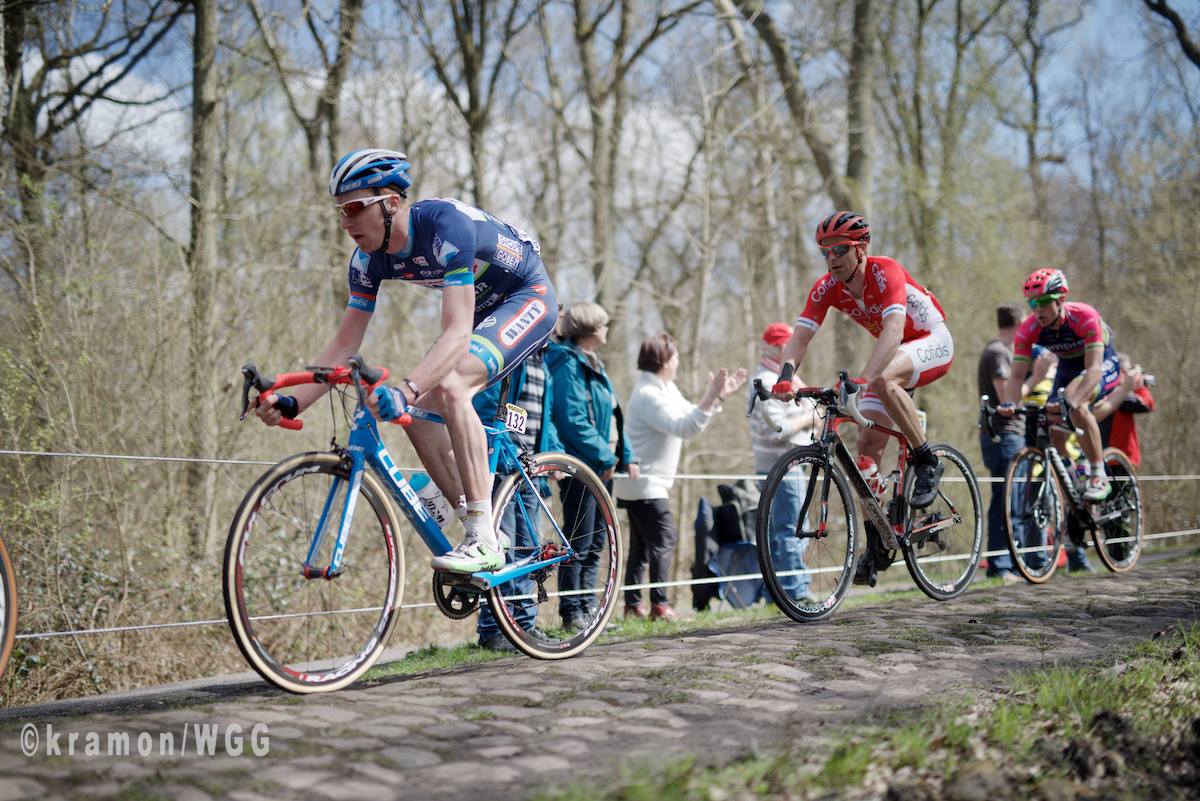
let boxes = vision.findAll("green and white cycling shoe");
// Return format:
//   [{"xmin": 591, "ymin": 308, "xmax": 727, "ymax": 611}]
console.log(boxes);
[{"xmin": 431, "ymin": 537, "xmax": 505, "ymax": 573}]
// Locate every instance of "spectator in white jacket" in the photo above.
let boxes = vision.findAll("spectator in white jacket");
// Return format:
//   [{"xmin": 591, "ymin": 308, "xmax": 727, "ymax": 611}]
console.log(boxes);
[
  {"xmin": 750, "ymin": 323, "xmax": 820, "ymax": 600},
  {"xmin": 614, "ymin": 334, "xmax": 746, "ymax": 621}
]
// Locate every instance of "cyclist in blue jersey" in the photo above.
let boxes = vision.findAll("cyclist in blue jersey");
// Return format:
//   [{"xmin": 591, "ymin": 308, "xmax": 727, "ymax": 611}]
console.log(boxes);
[{"xmin": 254, "ymin": 148, "xmax": 559, "ymax": 573}]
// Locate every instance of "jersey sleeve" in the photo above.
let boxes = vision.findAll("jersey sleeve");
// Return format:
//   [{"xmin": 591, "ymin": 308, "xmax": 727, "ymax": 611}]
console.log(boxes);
[
  {"xmin": 1012, "ymin": 315, "xmax": 1039, "ymax": 362},
  {"xmin": 796, "ymin": 274, "xmax": 835, "ymax": 333},
  {"xmin": 429, "ymin": 206, "xmax": 478, "ymax": 288},
  {"xmin": 872, "ymin": 258, "xmax": 908, "ymax": 321},
  {"xmin": 346, "ymin": 248, "xmax": 378, "ymax": 313}
]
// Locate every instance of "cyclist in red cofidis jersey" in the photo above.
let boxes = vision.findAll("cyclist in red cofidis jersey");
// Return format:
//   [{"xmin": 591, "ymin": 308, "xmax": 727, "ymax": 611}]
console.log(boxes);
[
  {"xmin": 997, "ymin": 268, "xmax": 1121, "ymax": 502},
  {"xmin": 771, "ymin": 211, "xmax": 954, "ymax": 510}
]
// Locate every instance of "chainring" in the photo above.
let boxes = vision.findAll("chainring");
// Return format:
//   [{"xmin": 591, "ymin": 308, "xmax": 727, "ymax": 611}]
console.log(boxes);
[{"xmin": 432, "ymin": 573, "xmax": 481, "ymax": 620}]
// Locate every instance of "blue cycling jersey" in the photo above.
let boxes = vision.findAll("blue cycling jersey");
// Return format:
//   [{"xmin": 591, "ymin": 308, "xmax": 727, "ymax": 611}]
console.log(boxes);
[{"xmin": 346, "ymin": 198, "xmax": 544, "ymax": 314}]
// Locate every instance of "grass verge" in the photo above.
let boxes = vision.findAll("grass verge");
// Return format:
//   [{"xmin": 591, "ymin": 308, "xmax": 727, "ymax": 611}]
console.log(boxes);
[{"xmin": 533, "ymin": 623, "xmax": 1200, "ymax": 801}]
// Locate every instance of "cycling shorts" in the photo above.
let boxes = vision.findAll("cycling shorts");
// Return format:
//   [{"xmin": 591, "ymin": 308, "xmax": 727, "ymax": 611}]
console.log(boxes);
[
  {"xmin": 859, "ymin": 324, "xmax": 953, "ymax": 424},
  {"xmin": 1052, "ymin": 346, "xmax": 1121, "ymax": 405},
  {"xmin": 467, "ymin": 262, "xmax": 559, "ymax": 387}
]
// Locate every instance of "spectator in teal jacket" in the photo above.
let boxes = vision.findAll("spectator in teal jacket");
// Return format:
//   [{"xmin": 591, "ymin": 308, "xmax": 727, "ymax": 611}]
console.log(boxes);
[{"xmin": 545, "ymin": 301, "xmax": 638, "ymax": 630}]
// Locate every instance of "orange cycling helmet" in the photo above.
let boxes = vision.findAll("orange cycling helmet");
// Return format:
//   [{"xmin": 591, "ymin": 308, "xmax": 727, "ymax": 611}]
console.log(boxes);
[
  {"xmin": 1023, "ymin": 268, "xmax": 1069, "ymax": 300},
  {"xmin": 815, "ymin": 211, "xmax": 871, "ymax": 246}
]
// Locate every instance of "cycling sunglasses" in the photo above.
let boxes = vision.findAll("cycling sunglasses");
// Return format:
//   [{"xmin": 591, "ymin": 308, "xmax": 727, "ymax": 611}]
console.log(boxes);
[
  {"xmin": 1027, "ymin": 294, "xmax": 1063, "ymax": 309},
  {"xmin": 336, "ymin": 195, "xmax": 392, "ymax": 218},
  {"xmin": 820, "ymin": 243, "xmax": 855, "ymax": 258}
]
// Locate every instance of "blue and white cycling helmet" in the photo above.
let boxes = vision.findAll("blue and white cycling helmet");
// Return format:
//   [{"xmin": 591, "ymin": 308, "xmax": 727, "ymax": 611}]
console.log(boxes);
[{"xmin": 329, "ymin": 148, "xmax": 412, "ymax": 197}]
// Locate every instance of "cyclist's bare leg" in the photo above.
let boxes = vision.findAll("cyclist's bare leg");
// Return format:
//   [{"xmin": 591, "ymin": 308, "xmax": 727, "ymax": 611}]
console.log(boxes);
[
  {"xmin": 405, "ymin": 416, "xmax": 463, "ymax": 505},
  {"xmin": 868, "ymin": 352, "xmax": 925, "ymax": 449},
  {"xmin": 416, "ymin": 355, "xmax": 491, "ymax": 506},
  {"xmin": 1063, "ymin": 375, "xmax": 1103, "ymax": 465}
]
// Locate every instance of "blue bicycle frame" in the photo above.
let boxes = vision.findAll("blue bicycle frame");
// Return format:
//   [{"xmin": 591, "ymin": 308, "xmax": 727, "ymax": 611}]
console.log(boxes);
[{"xmin": 304, "ymin": 402, "xmax": 575, "ymax": 591}]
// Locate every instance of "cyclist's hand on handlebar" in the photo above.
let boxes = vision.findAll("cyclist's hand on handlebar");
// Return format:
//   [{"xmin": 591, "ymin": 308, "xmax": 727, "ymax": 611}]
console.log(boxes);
[
  {"xmin": 996, "ymin": 401, "xmax": 1016, "ymax": 418},
  {"xmin": 254, "ymin": 393, "xmax": 298, "ymax": 427},
  {"xmin": 771, "ymin": 380, "xmax": 795, "ymax": 401},
  {"xmin": 369, "ymin": 385, "xmax": 409, "ymax": 422}
]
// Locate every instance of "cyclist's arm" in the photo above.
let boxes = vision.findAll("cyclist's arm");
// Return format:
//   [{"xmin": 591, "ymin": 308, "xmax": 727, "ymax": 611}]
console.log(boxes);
[
  {"xmin": 406, "ymin": 284, "xmax": 476, "ymax": 396},
  {"xmin": 778, "ymin": 325, "xmax": 816, "ymax": 378},
  {"xmin": 862, "ymin": 313, "xmax": 904, "ymax": 382},
  {"xmin": 1000, "ymin": 358, "xmax": 1030, "ymax": 406},
  {"xmin": 292, "ymin": 308, "xmax": 373, "ymax": 413}
]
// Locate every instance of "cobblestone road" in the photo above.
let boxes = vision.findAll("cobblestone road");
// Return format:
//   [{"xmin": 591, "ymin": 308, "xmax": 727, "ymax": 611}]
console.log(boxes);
[{"xmin": 1, "ymin": 560, "xmax": 1197, "ymax": 801}]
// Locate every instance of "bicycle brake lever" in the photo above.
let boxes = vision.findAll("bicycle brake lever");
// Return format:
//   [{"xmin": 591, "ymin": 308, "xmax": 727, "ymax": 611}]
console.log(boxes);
[{"xmin": 239, "ymin": 364, "xmax": 259, "ymax": 421}]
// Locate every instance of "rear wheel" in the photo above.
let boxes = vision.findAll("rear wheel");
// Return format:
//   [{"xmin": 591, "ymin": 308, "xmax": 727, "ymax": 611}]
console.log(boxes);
[
  {"xmin": 489, "ymin": 453, "xmax": 621, "ymax": 659},
  {"xmin": 1091, "ymin": 448, "xmax": 1142, "ymax": 573},
  {"xmin": 756, "ymin": 446, "xmax": 857, "ymax": 623},
  {"xmin": 0, "ymin": 536, "xmax": 15, "ymax": 679},
  {"xmin": 1004, "ymin": 447, "xmax": 1065, "ymax": 584},
  {"xmin": 901, "ymin": 444, "xmax": 983, "ymax": 600},
  {"xmin": 223, "ymin": 452, "xmax": 405, "ymax": 693}
]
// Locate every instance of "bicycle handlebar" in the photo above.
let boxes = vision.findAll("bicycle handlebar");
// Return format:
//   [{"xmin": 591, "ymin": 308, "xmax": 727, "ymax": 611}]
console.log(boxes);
[
  {"xmin": 747, "ymin": 372, "xmax": 873, "ymax": 429},
  {"xmin": 239, "ymin": 354, "xmax": 411, "ymax": 431}
]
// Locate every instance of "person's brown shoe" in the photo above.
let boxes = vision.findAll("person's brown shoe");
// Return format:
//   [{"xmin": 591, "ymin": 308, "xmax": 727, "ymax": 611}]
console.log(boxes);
[
  {"xmin": 650, "ymin": 603, "xmax": 680, "ymax": 622},
  {"xmin": 623, "ymin": 604, "xmax": 648, "ymax": 620}
]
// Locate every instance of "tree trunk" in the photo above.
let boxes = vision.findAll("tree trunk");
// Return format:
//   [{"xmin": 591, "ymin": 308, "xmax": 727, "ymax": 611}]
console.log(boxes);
[{"xmin": 185, "ymin": 0, "xmax": 221, "ymax": 559}]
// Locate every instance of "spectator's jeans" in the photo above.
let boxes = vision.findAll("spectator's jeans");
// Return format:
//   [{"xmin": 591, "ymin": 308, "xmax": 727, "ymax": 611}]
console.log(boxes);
[
  {"xmin": 477, "ymin": 478, "xmax": 539, "ymax": 642},
  {"xmin": 979, "ymin": 431, "xmax": 1022, "ymax": 575},
  {"xmin": 619, "ymin": 497, "xmax": 678, "ymax": 607},
  {"xmin": 557, "ymin": 477, "xmax": 611, "ymax": 621},
  {"xmin": 758, "ymin": 470, "xmax": 810, "ymax": 600}
]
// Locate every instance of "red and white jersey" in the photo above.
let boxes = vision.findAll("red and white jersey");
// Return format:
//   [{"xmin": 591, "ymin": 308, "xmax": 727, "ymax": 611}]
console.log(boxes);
[{"xmin": 795, "ymin": 256, "xmax": 947, "ymax": 342}]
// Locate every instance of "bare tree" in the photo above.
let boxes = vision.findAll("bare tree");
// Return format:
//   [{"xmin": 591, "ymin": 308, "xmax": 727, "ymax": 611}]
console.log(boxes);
[
  {"xmin": 1, "ymin": 0, "xmax": 186, "ymax": 313},
  {"xmin": 541, "ymin": 0, "xmax": 704, "ymax": 317},
  {"xmin": 1143, "ymin": 0, "xmax": 1200, "ymax": 71},
  {"xmin": 998, "ymin": 0, "xmax": 1081, "ymax": 243},
  {"xmin": 406, "ymin": 0, "xmax": 539, "ymax": 208},
  {"xmin": 184, "ymin": 0, "xmax": 221, "ymax": 558},
  {"xmin": 246, "ymin": 0, "xmax": 363, "ymax": 310}
]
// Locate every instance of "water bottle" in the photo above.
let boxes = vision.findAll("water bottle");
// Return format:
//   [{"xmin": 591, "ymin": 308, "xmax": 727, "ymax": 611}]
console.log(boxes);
[
  {"xmin": 915, "ymin": 409, "xmax": 927, "ymax": 436},
  {"xmin": 409, "ymin": 472, "xmax": 453, "ymax": 529},
  {"xmin": 856, "ymin": 455, "xmax": 885, "ymax": 499}
]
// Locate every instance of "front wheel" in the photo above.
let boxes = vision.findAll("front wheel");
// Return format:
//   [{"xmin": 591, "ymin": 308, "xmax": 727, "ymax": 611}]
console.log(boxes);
[
  {"xmin": 489, "ymin": 453, "xmax": 621, "ymax": 659},
  {"xmin": 1091, "ymin": 448, "xmax": 1142, "ymax": 572},
  {"xmin": 901, "ymin": 444, "xmax": 983, "ymax": 600},
  {"xmin": 0, "ymin": 536, "xmax": 15, "ymax": 680},
  {"xmin": 223, "ymin": 452, "xmax": 406, "ymax": 693},
  {"xmin": 756, "ymin": 446, "xmax": 857, "ymax": 623},
  {"xmin": 1004, "ymin": 447, "xmax": 1066, "ymax": 584}
]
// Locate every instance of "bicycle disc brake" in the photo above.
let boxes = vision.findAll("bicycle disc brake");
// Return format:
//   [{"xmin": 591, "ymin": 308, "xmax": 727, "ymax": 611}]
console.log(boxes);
[{"xmin": 432, "ymin": 573, "xmax": 481, "ymax": 620}]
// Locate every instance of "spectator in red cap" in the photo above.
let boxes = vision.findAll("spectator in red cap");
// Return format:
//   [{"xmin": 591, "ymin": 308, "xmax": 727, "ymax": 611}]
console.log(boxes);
[{"xmin": 750, "ymin": 323, "xmax": 820, "ymax": 600}]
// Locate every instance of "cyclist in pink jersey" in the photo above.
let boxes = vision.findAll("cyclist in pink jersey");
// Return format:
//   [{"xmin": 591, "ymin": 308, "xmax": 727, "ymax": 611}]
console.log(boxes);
[
  {"xmin": 771, "ymin": 211, "xmax": 954, "ymax": 509},
  {"xmin": 998, "ymin": 268, "xmax": 1120, "ymax": 501}
]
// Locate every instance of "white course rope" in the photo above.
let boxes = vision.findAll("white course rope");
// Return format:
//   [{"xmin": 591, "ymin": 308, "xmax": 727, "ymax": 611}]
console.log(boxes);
[{"xmin": 13, "ymin": 528, "xmax": 1199, "ymax": 641}]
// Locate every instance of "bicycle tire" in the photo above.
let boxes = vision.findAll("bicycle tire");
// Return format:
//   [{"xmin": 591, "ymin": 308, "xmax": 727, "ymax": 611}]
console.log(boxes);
[
  {"xmin": 489, "ymin": 453, "xmax": 621, "ymax": 659},
  {"xmin": 223, "ymin": 452, "xmax": 405, "ymax": 693},
  {"xmin": 901, "ymin": 444, "xmax": 983, "ymax": 600},
  {"xmin": 1091, "ymin": 447, "xmax": 1142, "ymax": 573},
  {"xmin": 0, "ymin": 536, "xmax": 15, "ymax": 680},
  {"xmin": 755, "ymin": 446, "xmax": 857, "ymax": 623},
  {"xmin": 1003, "ymin": 447, "xmax": 1065, "ymax": 584}
]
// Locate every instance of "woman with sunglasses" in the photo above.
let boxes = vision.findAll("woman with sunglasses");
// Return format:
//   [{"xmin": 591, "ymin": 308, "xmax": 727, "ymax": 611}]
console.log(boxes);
[
  {"xmin": 253, "ymin": 148, "xmax": 559, "ymax": 573},
  {"xmin": 770, "ymin": 211, "xmax": 953, "ymax": 511},
  {"xmin": 996, "ymin": 268, "xmax": 1121, "ymax": 502}
]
